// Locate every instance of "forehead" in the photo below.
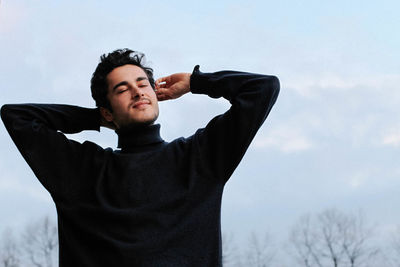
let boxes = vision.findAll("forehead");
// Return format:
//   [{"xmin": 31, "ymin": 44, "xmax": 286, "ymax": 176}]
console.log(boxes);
[{"xmin": 106, "ymin": 64, "xmax": 147, "ymax": 86}]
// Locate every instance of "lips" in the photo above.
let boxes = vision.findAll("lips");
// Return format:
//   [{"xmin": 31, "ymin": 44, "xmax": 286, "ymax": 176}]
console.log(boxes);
[{"xmin": 132, "ymin": 99, "xmax": 151, "ymax": 108}]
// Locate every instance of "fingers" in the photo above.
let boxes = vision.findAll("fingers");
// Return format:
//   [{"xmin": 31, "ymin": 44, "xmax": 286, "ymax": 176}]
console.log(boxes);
[
  {"xmin": 156, "ymin": 90, "xmax": 172, "ymax": 101},
  {"xmin": 155, "ymin": 76, "xmax": 172, "ymax": 101},
  {"xmin": 155, "ymin": 80, "xmax": 167, "ymax": 89},
  {"xmin": 155, "ymin": 76, "xmax": 171, "ymax": 89},
  {"xmin": 154, "ymin": 86, "xmax": 169, "ymax": 101},
  {"xmin": 154, "ymin": 73, "xmax": 190, "ymax": 101}
]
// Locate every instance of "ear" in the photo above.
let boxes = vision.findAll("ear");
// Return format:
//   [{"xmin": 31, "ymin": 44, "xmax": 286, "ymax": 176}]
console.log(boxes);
[{"xmin": 100, "ymin": 107, "xmax": 114, "ymax": 122}]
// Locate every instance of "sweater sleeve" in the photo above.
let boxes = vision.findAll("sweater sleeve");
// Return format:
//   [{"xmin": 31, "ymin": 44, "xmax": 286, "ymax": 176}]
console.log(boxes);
[
  {"xmin": 0, "ymin": 104, "xmax": 102, "ymax": 196},
  {"xmin": 189, "ymin": 65, "xmax": 280, "ymax": 183}
]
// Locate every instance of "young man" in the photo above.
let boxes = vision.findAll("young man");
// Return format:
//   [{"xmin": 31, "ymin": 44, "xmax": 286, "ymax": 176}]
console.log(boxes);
[{"xmin": 1, "ymin": 49, "xmax": 279, "ymax": 266}]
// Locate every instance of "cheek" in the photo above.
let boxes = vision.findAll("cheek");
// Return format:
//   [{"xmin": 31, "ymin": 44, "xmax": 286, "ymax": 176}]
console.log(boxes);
[
  {"xmin": 146, "ymin": 88, "xmax": 158, "ymax": 101},
  {"xmin": 147, "ymin": 86, "xmax": 156, "ymax": 96},
  {"xmin": 111, "ymin": 94, "xmax": 130, "ymax": 107}
]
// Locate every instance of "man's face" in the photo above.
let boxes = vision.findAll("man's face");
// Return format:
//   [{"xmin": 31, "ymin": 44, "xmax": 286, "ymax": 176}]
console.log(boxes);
[{"xmin": 103, "ymin": 64, "xmax": 159, "ymax": 129}]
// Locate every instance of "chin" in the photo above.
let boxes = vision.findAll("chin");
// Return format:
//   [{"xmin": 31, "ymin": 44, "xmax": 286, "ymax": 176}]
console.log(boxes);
[
  {"xmin": 138, "ymin": 112, "xmax": 158, "ymax": 125},
  {"xmin": 120, "ymin": 114, "xmax": 158, "ymax": 130}
]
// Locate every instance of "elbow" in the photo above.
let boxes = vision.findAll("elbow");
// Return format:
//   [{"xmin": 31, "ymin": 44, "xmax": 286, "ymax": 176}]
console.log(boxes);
[
  {"xmin": 260, "ymin": 75, "xmax": 280, "ymax": 105},
  {"xmin": 0, "ymin": 104, "xmax": 11, "ymax": 123},
  {"xmin": 268, "ymin": 75, "xmax": 280, "ymax": 97},
  {"xmin": 1, "ymin": 104, "xmax": 21, "ymax": 126}
]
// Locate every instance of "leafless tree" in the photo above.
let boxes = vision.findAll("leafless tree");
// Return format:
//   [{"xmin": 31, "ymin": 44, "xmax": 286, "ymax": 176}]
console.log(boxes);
[
  {"xmin": 289, "ymin": 214, "xmax": 323, "ymax": 267},
  {"xmin": 339, "ymin": 210, "xmax": 379, "ymax": 267},
  {"xmin": 288, "ymin": 208, "xmax": 378, "ymax": 267},
  {"xmin": 21, "ymin": 216, "xmax": 58, "ymax": 267},
  {"xmin": 389, "ymin": 225, "xmax": 400, "ymax": 266},
  {"xmin": 0, "ymin": 229, "xmax": 20, "ymax": 267},
  {"xmin": 222, "ymin": 232, "xmax": 242, "ymax": 267},
  {"xmin": 245, "ymin": 231, "xmax": 275, "ymax": 267},
  {"xmin": 317, "ymin": 209, "xmax": 347, "ymax": 266}
]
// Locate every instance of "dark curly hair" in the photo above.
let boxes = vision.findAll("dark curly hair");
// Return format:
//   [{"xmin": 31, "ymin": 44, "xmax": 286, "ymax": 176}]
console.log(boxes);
[{"xmin": 90, "ymin": 49, "xmax": 155, "ymax": 111}]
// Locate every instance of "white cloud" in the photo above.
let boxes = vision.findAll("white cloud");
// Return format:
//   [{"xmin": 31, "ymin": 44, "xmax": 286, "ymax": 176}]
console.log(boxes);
[
  {"xmin": 254, "ymin": 127, "xmax": 313, "ymax": 153},
  {"xmin": 285, "ymin": 73, "xmax": 400, "ymax": 99},
  {"xmin": 383, "ymin": 132, "xmax": 400, "ymax": 147},
  {"xmin": 348, "ymin": 171, "xmax": 368, "ymax": 188},
  {"xmin": 0, "ymin": 1, "xmax": 28, "ymax": 33},
  {"xmin": 344, "ymin": 165, "xmax": 400, "ymax": 192},
  {"xmin": 277, "ymin": 72, "xmax": 400, "ymax": 150},
  {"xmin": 0, "ymin": 179, "xmax": 51, "ymax": 203},
  {"xmin": 0, "ymin": 171, "xmax": 51, "ymax": 203}
]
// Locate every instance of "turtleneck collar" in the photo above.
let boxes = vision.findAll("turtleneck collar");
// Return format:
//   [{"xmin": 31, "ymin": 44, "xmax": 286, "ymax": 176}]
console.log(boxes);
[{"xmin": 116, "ymin": 124, "xmax": 164, "ymax": 151}]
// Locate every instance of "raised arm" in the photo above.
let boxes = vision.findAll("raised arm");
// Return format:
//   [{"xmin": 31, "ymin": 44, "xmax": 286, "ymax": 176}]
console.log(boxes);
[
  {"xmin": 156, "ymin": 65, "xmax": 280, "ymax": 183},
  {"xmin": 1, "ymin": 104, "xmax": 103, "ymax": 196}
]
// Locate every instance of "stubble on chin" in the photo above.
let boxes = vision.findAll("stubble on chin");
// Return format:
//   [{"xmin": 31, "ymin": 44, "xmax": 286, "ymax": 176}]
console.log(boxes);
[{"xmin": 117, "ymin": 111, "xmax": 159, "ymax": 132}]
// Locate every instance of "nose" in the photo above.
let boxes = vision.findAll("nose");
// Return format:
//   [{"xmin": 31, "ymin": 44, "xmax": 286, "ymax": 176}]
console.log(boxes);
[{"xmin": 129, "ymin": 86, "xmax": 145, "ymax": 99}]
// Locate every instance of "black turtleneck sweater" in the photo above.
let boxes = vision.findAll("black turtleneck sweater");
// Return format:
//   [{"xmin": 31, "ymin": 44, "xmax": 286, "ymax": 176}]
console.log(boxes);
[{"xmin": 1, "ymin": 66, "xmax": 279, "ymax": 267}]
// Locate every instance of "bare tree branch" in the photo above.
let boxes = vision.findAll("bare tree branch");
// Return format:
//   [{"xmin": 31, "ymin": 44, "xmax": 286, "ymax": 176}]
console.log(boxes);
[
  {"xmin": 317, "ymin": 209, "xmax": 346, "ymax": 266},
  {"xmin": 246, "ymin": 231, "xmax": 275, "ymax": 267},
  {"xmin": 21, "ymin": 216, "xmax": 58, "ymax": 267},
  {"xmin": 0, "ymin": 229, "xmax": 20, "ymax": 267},
  {"xmin": 340, "ymin": 210, "xmax": 380, "ymax": 267},
  {"xmin": 390, "ymin": 225, "xmax": 400, "ymax": 266},
  {"xmin": 288, "ymin": 214, "xmax": 323, "ymax": 267},
  {"xmin": 288, "ymin": 208, "xmax": 379, "ymax": 267},
  {"xmin": 222, "ymin": 232, "xmax": 241, "ymax": 267}
]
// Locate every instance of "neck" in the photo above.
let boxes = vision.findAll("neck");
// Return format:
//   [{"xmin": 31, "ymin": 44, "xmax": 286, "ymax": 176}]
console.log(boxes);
[{"xmin": 116, "ymin": 123, "xmax": 164, "ymax": 151}]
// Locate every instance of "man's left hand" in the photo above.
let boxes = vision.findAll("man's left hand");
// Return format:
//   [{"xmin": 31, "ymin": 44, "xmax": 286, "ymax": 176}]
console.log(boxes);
[{"xmin": 155, "ymin": 73, "xmax": 191, "ymax": 101}]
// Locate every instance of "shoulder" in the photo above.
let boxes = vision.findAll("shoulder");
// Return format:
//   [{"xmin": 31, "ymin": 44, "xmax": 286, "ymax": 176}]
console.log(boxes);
[{"xmin": 80, "ymin": 140, "xmax": 113, "ymax": 155}]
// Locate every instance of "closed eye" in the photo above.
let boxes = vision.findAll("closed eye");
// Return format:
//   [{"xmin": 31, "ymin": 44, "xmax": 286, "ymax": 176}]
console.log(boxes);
[{"xmin": 118, "ymin": 89, "xmax": 128, "ymax": 94}]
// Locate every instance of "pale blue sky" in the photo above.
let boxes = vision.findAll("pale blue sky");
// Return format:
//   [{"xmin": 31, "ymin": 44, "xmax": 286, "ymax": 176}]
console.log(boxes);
[{"xmin": 0, "ymin": 0, "xmax": 399, "ymax": 264}]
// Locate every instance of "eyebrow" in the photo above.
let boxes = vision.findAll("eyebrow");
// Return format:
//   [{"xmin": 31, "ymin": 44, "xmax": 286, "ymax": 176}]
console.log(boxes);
[{"xmin": 112, "ymin": 77, "xmax": 149, "ymax": 92}]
